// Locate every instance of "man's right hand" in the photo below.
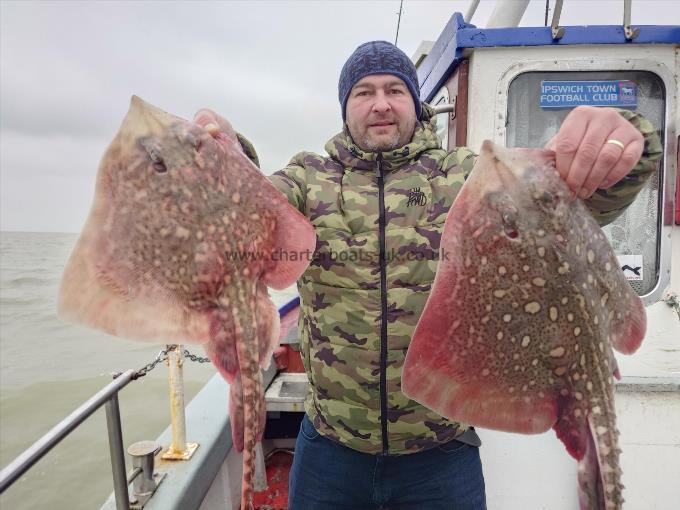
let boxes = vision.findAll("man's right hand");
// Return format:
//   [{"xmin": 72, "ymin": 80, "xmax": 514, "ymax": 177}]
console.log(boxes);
[{"xmin": 193, "ymin": 109, "xmax": 240, "ymax": 147}]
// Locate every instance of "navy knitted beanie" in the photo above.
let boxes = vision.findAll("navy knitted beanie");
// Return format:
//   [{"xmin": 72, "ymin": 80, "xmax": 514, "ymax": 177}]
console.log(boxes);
[{"xmin": 338, "ymin": 40, "xmax": 421, "ymax": 121}]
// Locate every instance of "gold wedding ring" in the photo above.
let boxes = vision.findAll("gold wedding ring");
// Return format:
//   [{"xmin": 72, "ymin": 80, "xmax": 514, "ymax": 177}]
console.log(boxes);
[{"xmin": 605, "ymin": 139, "xmax": 625, "ymax": 150}]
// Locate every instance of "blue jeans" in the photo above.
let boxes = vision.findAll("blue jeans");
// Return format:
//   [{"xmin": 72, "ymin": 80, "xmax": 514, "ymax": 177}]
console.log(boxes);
[{"xmin": 288, "ymin": 415, "xmax": 486, "ymax": 510}]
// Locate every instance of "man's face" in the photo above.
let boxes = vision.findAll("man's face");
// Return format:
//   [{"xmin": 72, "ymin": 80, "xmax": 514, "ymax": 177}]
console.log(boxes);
[{"xmin": 345, "ymin": 74, "xmax": 417, "ymax": 152}]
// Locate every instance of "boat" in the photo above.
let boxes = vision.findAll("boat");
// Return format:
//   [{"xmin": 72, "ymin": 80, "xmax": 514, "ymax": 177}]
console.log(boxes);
[{"xmin": 2, "ymin": 1, "xmax": 678, "ymax": 509}]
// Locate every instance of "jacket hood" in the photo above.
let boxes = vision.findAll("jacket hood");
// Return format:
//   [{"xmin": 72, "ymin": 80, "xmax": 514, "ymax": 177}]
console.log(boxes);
[{"xmin": 324, "ymin": 102, "xmax": 441, "ymax": 172}]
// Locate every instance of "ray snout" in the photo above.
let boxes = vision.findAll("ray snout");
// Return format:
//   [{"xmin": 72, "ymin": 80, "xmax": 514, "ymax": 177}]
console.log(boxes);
[
  {"xmin": 117, "ymin": 96, "xmax": 183, "ymax": 146},
  {"xmin": 460, "ymin": 141, "xmax": 521, "ymax": 205}
]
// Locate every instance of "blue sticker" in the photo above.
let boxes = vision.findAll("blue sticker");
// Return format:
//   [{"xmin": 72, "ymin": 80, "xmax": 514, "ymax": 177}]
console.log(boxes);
[{"xmin": 540, "ymin": 80, "xmax": 637, "ymax": 109}]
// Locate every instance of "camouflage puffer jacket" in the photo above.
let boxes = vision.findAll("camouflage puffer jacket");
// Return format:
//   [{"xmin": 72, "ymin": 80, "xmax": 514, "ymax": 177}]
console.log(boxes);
[{"xmin": 267, "ymin": 104, "xmax": 661, "ymax": 455}]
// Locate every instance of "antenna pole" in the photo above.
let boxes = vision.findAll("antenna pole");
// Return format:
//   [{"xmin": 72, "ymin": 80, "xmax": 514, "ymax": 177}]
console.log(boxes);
[
  {"xmin": 395, "ymin": 0, "xmax": 404, "ymax": 46},
  {"xmin": 464, "ymin": 0, "xmax": 480, "ymax": 23}
]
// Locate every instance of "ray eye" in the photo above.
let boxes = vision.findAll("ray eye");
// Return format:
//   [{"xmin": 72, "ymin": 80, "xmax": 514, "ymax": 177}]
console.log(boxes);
[
  {"xmin": 153, "ymin": 162, "xmax": 168, "ymax": 173},
  {"xmin": 148, "ymin": 149, "xmax": 167, "ymax": 173},
  {"xmin": 501, "ymin": 210, "xmax": 520, "ymax": 240}
]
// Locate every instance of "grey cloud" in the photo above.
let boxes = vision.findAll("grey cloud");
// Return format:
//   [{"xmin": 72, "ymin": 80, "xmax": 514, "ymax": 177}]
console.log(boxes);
[{"xmin": 1, "ymin": 0, "xmax": 677, "ymax": 232}]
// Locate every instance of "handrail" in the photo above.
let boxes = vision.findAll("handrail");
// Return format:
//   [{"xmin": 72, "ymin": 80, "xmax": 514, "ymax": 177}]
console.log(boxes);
[
  {"xmin": 0, "ymin": 368, "xmax": 136, "ymax": 506},
  {"xmin": 1, "ymin": 299, "xmax": 301, "ymax": 507}
]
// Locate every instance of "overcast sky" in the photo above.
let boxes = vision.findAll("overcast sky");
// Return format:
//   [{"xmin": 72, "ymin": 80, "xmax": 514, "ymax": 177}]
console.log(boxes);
[{"xmin": 1, "ymin": 0, "xmax": 678, "ymax": 232}]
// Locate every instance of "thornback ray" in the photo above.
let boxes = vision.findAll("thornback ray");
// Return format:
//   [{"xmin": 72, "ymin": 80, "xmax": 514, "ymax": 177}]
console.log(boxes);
[
  {"xmin": 402, "ymin": 140, "xmax": 646, "ymax": 510},
  {"xmin": 58, "ymin": 96, "xmax": 316, "ymax": 510}
]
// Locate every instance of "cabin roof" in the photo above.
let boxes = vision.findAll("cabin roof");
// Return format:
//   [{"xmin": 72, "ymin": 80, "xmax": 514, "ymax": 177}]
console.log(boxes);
[{"xmin": 418, "ymin": 12, "xmax": 680, "ymax": 102}]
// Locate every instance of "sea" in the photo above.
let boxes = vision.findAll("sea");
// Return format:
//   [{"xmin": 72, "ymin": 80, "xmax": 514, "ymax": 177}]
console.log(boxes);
[{"xmin": 0, "ymin": 231, "xmax": 298, "ymax": 510}]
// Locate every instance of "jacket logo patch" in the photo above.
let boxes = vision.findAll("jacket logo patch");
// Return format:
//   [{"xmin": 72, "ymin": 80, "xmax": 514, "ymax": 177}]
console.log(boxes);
[{"xmin": 407, "ymin": 187, "xmax": 427, "ymax": 207}]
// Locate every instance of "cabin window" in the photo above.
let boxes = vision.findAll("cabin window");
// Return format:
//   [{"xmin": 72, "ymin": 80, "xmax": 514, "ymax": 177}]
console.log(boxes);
[
  {"xmin": 506, "ymin": 71, "xmax": 666, "ymax": 299},
  {"xmin": 432, "ymin": 86, "xmax": 450, "ymax": 149}
]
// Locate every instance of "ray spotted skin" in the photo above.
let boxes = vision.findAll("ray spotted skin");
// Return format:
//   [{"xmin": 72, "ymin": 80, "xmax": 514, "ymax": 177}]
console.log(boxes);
[
  {"xmin": 58, "ymin": 97, "xmax": 315, "ymax": 510},
  {"xmin": 403, "ymin": 141, "xmax": 646, "ymax": 510}
]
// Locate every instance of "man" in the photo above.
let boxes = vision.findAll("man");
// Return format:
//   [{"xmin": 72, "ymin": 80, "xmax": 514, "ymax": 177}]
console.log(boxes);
[{"xmin": 195, "ymin": 41, "xmax": 661, "ymax": 509}]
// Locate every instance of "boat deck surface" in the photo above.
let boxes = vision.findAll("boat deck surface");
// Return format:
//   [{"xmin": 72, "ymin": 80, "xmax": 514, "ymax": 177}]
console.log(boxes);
[{"xmin": 252, "ymin": 450, "xmax": 293, "ymax": 510}]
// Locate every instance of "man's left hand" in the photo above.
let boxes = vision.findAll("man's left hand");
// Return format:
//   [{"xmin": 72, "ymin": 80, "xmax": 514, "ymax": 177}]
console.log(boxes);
[{"xmin": 545, "ymin": 106, "xmax": 644, "ymax": 199}]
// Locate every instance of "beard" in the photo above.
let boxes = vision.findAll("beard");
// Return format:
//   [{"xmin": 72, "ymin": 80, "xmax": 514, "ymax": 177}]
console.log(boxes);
[
  {"xmin": 360, "ymin": 129, "xmax": 402, "ymax": 152},
  {"xmin": 346, "ymin": 113, "xmax": 417, "ymax": 153}
]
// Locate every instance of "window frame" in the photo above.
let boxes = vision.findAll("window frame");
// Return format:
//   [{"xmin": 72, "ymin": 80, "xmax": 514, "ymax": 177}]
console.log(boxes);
[{"xmin": 493, "ymin": 60, "xmax": 674, "ymax": 305}]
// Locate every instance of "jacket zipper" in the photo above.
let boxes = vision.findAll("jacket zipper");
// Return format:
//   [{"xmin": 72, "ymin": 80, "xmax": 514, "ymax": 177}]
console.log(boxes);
[{"xmin": 375, "ymin": 156, "xmax": 389, "ymax": 455}]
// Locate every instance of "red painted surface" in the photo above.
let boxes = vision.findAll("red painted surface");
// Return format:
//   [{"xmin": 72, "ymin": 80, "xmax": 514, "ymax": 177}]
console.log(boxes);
[
  {"xmin": 252, "ymin": 450, "xmax": 293, "ymax": 509},
  {"xmin": 284, "ymin": 349, "xmax": 305, "ymax": 373},
  {"xmin": 272, "ymin": 345, "xmax": 306, "ymax": 373},
  {"xmin": 675, "ymin": 137, "xmax": 679, "ymax": 225}
]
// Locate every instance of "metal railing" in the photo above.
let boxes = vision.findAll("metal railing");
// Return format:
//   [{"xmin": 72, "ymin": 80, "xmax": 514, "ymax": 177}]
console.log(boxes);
[
  {"xmin": 0, "ymin": 369, "xmax": 136, "ymax": 510},
  {"xmin": 1, "ymin": 296, "xmax": 297, "ymax": 508},
  {"xmin": 0, "ymin": 344, "xmax": 211, "ymax": 509}
]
